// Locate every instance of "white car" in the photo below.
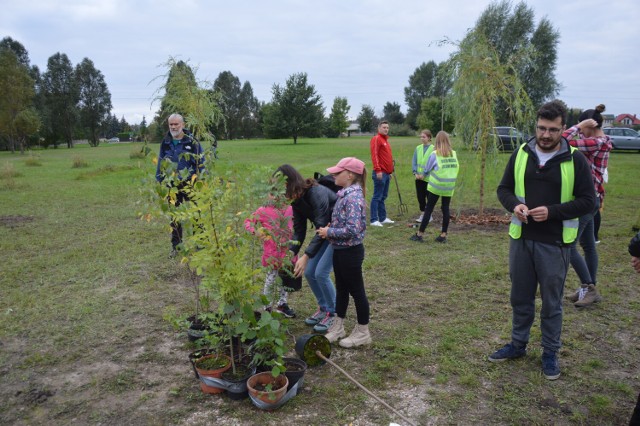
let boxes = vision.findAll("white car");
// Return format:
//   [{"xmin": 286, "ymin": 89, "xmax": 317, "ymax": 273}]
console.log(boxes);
[{"xmin": 107, "ymin": 137, "xmax": 120, "ymax": 143}]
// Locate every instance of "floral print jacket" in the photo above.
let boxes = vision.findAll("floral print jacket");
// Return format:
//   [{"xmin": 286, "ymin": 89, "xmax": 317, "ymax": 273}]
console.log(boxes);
[{"xmin": 327, "ymin": 184, "xmax": 366, "ymax": 248}]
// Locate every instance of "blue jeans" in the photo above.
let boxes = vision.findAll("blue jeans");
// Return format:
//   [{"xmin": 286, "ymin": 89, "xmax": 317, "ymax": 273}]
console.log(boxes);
[
  {"xmin": 370, "ymin": 172, "xmax": 390, "ymax": 223},
  {"xmin": 509, "ymin": 238, "xmax": 571, "ymax": 353},
  {"xmin": 304, "ymin": 240, "xmax": 336, "ymax": 314},
  {"xmin": 570, "ymin": 198, "xmax": 600, "ymax": 285}
]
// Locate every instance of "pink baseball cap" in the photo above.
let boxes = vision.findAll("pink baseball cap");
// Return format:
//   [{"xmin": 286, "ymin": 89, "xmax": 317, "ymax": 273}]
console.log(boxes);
[{"xmin": 327, "ymin": 157, "xmax": 365, "ymax": 175}]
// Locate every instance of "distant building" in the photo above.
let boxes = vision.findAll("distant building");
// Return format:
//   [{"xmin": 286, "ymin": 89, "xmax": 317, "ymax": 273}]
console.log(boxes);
[
  {"xmin": 602, "ymin": 114, "xmax": 615, "ymax": 127},
  {"xmin": 615, "ymin": 113, "xmax": 640, "ymax": 126},
  {"xmin": 346, "ymin": 122, "xmax": 360, "ymax": 137}
]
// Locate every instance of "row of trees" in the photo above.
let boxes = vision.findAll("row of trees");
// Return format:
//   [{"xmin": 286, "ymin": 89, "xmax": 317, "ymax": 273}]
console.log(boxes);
[
  {"xmin": 0, "ymin": 37, "xmax": 129, "ymax": 152},
  {"xmin": 2, "ymin": 1, "xmax": 562, "ymax": 150}
]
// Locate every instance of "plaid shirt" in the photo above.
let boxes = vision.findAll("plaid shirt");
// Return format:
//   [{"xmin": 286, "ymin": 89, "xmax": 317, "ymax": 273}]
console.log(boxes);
[{"xmin": 562, "ymin": 126, "xmax": 612, "ymax": 200}]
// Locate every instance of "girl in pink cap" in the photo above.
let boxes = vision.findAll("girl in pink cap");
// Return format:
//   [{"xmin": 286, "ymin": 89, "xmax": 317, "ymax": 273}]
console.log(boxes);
[{"xmin": 317, "ymin": 157, "xmax": 372, "ymax": 348}]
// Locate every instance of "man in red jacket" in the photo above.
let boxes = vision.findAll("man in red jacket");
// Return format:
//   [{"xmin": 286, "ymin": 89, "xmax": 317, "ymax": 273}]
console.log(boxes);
[{"xmin": 369, "ymin": 121, "xmax": 395, "ymax": 226}]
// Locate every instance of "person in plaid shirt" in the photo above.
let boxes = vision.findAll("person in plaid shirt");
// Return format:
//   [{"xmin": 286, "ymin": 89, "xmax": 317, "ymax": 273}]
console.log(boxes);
[{"xmin": 562, "ymin": 104, "xmax": 612, "ymax": 307}]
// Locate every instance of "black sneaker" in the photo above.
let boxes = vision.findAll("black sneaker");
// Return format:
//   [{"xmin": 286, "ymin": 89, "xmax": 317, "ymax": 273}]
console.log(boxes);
[
  {"xmin": 488, "ymin": 343, "xmax": 527, "ymax": 362},
  {"xmin": 542, "ymin": 351, "xmax": 560, "ymax": 380},
  {"xmin": 409, "ymin": 234, "xmax": 424, "ymax": 242},
  {"xmin": 276, "ymin": 303, "xmax": 296, "ymax": 318},
  {"xmin": 435, "ymin": 235, "xmax": 447, "ymax": 243}
]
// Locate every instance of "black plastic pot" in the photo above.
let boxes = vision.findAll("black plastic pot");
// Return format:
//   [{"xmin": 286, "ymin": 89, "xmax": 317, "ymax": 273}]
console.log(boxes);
[
  {"xmin": 283, "ymin": 357, "xmax": 307, "ymax": 394},
  {"xmin": 295, "ymin": 334, "xmax": 331, "ymax": 367},
  {"xmin": 186, "ymin": 315, "xmax": 209, "ymax": 342},
  {"xmin": 221, "ymin": 364, "xmax": 255, "ymax": 400}
]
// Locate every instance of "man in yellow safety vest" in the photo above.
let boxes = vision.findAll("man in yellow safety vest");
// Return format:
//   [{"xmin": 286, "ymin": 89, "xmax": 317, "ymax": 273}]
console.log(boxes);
[{"xmin": 488, "ymin": 100, "xmax": 595, "ymax": 381}]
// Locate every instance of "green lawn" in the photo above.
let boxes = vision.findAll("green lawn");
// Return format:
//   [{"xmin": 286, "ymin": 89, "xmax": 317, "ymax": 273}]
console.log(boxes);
[{"xmin": 1, "ymin": 137, "xmax": 639, "ymax": 425}]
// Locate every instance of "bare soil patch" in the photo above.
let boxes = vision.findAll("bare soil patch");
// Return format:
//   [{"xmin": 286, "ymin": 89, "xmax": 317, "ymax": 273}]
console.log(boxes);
[
  {"xmin": 0, "ymin": 215, "xmax": 35, "ymax": 228},
  {"xmin": 401, "ymin": 207, "xmax": 509, "ymax": 231}
]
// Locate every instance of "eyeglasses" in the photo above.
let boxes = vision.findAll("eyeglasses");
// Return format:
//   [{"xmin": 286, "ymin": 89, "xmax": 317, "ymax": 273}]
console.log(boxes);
[{"xmin": 536, "ymin": 126, "xmax": 562, "ymax": 135}]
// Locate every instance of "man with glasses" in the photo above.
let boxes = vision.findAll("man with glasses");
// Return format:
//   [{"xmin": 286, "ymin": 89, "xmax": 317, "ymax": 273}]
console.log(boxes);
[{"xmin": 488, "ymin": 100, "xmax": 595, "ymax": 380}]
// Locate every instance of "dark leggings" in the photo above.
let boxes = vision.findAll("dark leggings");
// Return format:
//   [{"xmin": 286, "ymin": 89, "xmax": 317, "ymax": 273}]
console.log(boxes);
[
  {"xmin": 415, "ymin": 179, "xmax": 428, "ymax": 212},
  {"xmin": 333, "ymin": 244, "xmax": 369, "ymax": 325},
  {"xmin": 593, "ymin": 209, "xmax": 601, "ymax": 241},
  {"xmin": 630, "ymin": 392, "xmax": 640, "ymax": 425},
  {"xmin": 418, "ymin": 191, "xmax": 451, "ymax": 234}
]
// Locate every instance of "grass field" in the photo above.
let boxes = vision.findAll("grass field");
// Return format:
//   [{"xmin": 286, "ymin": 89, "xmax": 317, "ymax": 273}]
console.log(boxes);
[{"xmin": 1, "ymin": 136, "xmax": 639, "ymax": 425}]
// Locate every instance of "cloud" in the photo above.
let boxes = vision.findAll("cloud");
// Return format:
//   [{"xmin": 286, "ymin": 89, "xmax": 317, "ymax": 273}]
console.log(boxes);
[{"xmin": 3, "ymin": 0, "xmax": 640, "ymax": 123}]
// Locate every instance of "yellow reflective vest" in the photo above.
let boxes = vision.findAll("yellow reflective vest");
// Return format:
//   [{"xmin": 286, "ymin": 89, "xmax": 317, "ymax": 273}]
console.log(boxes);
[
  {"xmin": 509, "ymin": 145, "xmax": 579, "ymax": 244},
  {"xmin": 415, "ymin": 144, "xmax": 434, "ymax": 174},
  {"xmin": 427, "ymin": 151, "xmax": 459, "ymax": 197}
]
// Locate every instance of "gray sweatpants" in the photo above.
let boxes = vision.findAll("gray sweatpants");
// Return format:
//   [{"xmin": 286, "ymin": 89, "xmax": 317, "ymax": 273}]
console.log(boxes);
[{"xmin": 509, "ymin": 238, "xmax": 571, "ymax": 353}]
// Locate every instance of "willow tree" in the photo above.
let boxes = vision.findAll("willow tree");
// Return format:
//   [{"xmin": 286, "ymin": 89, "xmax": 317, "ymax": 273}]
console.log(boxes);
[
  {"xmin": 445, "ymin": 30, "xmax": 534, "ymax": 215},
  {"xmin": 153, "ymin": 58, "xmax": 223, "ymax": 150}
]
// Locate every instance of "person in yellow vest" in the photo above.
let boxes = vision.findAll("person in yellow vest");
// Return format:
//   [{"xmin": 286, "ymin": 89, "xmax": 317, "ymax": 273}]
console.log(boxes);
[
  {"xmin": 488, "ymin": 100, "xmax": 595, "ymax": 381},
  {"xmin": 409, "ymin": 131, "xmax": 459, "ymax": 243},
  {"xmin": 412, "ymin": 129, "xmax": 435, "ymax": 223}
]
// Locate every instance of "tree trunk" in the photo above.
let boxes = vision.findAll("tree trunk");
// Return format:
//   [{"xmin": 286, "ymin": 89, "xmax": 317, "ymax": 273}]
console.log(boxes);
[{"xmin": 479, "ymin": 148, "xmax": 486, "ymax": 216}]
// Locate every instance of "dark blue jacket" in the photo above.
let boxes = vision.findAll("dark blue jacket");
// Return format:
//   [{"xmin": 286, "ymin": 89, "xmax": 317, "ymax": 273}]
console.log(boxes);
[{"xmin": 155, "ymin": 130, "xmax": 205, "ymax": 183}]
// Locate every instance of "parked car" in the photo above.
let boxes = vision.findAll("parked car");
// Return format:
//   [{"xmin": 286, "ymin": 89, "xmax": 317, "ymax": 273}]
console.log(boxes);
[
  {"xmin": 602, "ymin": 127, "xmax": 640, "ymax": 151},
  {"xmin": 474, "ymin": 127, "xmax": 530, "ymax": 151},
  {"xmin": 107, "ymin": 137, "xmax": 120, "ymax": 143}
]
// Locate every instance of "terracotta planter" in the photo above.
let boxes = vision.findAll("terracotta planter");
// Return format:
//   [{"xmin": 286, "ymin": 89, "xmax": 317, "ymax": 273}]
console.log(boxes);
[
  {"xmin": 193, "ymin": 354, "xmax": 232, "ymax": 394},
  {"xmin": 246, "ymin": 372, "xmax": 288, "ymax": 405}
]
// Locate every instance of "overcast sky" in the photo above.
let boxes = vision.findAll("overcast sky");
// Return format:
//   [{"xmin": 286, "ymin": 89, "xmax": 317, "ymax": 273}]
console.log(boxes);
[{"xmin": 3, "ymin": 0, "xmax": 639, "ymax": 125}]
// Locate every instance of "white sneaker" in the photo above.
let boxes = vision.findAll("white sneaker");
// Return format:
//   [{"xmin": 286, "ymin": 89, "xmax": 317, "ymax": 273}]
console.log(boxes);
[
  {"xmin": 370, "ymin": 221, "xmax": 383, "ymax": 227},
  {"xmin": 415, "ymin": 214, "xmax": 424, "ymax": 223},
  {"xmin": 381, "ymin": 218, "xmax": 395, "ymax": 224}
]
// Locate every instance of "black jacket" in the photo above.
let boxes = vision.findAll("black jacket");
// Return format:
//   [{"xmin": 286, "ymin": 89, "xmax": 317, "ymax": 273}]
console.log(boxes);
[
  {"xmin": 497, "ymin": 137, "xmax": 596, "ymax": 245},
  {"xmin": 630, "ymin": 232, "xmax": 640, "ymax": 257},
  {"xmin": 290, "ymin": 184, "xmax": 337, "ymax": 258}
]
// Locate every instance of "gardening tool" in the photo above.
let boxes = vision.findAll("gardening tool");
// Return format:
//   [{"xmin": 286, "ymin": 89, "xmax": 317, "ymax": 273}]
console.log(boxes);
[
  {"xmin": 314, "ymin": 350, "xmax": 417, "ymax": 426},
  {"xmin": 392, "ymin": 161, "xmax": 408, "ymax": 217},
  {"xmin": 295, "ymin": 333, "xmax": 416, "ymax": 426}
]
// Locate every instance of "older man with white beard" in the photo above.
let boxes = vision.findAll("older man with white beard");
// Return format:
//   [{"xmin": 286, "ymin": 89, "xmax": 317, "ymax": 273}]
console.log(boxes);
[{"xmin": 155, "ymin": 113, "xmax": 205, "ymax": 257}]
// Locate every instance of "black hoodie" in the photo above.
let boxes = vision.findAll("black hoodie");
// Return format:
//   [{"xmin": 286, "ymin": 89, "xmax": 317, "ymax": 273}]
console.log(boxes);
[{"xmin": 497, "ymin": 137, "xmax": 596, "ymax": 246}]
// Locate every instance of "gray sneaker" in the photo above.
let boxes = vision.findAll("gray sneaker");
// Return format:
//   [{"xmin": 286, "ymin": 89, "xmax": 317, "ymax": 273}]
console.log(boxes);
[
  {"xmin": 304, "ymin": 308, "xmax": 325, "ymax": 326},
  {"xmin": 313, "ymin": 312, "xmax": 335, "ymax": 333}
]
